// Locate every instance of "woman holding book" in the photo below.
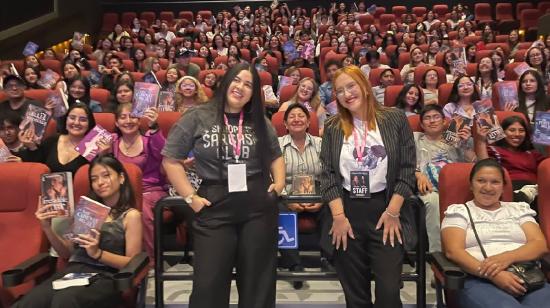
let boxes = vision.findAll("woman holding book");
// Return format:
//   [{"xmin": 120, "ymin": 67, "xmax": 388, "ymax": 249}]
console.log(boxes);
[
  {"xmin": 18, "ymin": 103, "xmax": 96, "ymax": 175},
  {"xmin": 505, "ymin": 70, "xmax": 550, "ymax": 125},
  {"xmin": 279, "ymin": 77, "xmax": 326, "ymax": 135},
  {"xmin": 443, "ymin": 75, "xmax": 482, "ymax": 119},
  {"xmin": 475, "ymin": 115, "xmax": 545, "ymax": 210},
  {"xmin": 277, "ymin": 103, "xmax": 333, "ymax": 289},
  {"xmin": 475, "ymin": 57, "xmax": 500, "ymax": 101},
  {"xmin": 162, "ymin": 63, "xmax": 285, "ymax": 307},
  {"xmin": 441, "ymin": 158, "xmax": 550, "ymax": 308},
  {"xmin": 174, "ymin": 76, "xmax": 208, "ymax": 114},
  {"xmin": 320, "ymin": 65, "xmax": 416, "ymax": 308},
  {"xmin": 12, "ymin": 155, "xmax": 142, "ymax": 308},
  {"xmin": 67, "ymin": 77, "xmax": 102, "ymax": 112}
]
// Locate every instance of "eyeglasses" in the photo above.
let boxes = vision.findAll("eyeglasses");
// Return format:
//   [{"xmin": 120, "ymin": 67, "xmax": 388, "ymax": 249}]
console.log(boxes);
[
  {"xmin": 457, "ymin": 82, "xmax": 474, "ymax": 89},
  {"xmin": 335, "ymin": 82, "xmax": 358, "ymax": 98}
]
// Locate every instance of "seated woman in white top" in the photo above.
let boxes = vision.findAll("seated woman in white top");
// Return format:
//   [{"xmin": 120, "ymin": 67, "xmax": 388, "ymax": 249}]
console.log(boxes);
[
  {"xmin": 421, "ymin": 68, "xmax": 440, "ymax": 105},
  {"xmin": 442, "ymin": 158, "xmax": 550, "ymax": 308},
  {"xmin": 279, "ymin": 77, "xmax": 326, "ymax": 135},
  {"xmin": 474, "ymin": 57, "xmax": 501, "ymax": 101},
  {"xmin": 401, "ymin": 47, "xmax": 426, "ymax": 81}
]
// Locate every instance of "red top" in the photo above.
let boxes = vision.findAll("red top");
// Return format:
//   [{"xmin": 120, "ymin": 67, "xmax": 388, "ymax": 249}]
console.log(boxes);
[{"xmin": 487, "ymin": 145, "xmax": 546, "ymax": 183}]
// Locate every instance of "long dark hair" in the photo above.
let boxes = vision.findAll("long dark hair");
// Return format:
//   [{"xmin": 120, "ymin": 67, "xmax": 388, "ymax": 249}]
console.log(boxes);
[
  {"xmin": 474, "ymin": 57, "xmax": 498, "ymax": 85},
  {"xmin": 517, "ymin": 70, "xmax": 550, "ymax": 122},
  {"xmin": 213, "ymin": 63, "xmax": 272, "ymax": 180},
  {"xmin": 59, "ymin": 102, "xmax": 96, "ymax": 135},
  {"xmin": 88, "ymin": 154, "xmax": 136, "ymax": 219},
  {"xmin": 494, "ymin": 116, "xmax": 533, "ymax": 151},
  {"xmin": 448, "ymin": 75, "xmax": 480, "ymax": 105},
  {"xmin": 396, "ymin": 84, "xmax": 424, "ymax": 114},
  {"xmin": 67, "ymin": 76, "xmax": 92, "ymax": 106},
  {"xmin": 469, "ymin": 158, "xmax": 507, "ymax": 186},
  {"xmin": 526, "ymin": 47, "xmax": 548, "ymax": 76}
]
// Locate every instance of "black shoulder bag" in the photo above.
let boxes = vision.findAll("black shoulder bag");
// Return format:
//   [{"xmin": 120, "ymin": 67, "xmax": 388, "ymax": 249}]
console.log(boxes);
[{"xmin": 464, "ymin": 204, "xmax": 545, "ymax": 293}]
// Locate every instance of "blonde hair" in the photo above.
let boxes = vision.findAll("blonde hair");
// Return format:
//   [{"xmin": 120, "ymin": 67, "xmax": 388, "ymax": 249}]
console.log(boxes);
[
  {"xmin": 141, "ymin": 57, "xmax": 158, "ymax": 73},
  {"xmin": 288, "ymin": 77, "xmax": 321, "ymax": 111},
  {"xmin": 330, "ymin": 65, "xmax": 382, "ymax": 137},
  {"xmin": 175, "ymin": 75, "xmax": 208, "ymax": 112}
]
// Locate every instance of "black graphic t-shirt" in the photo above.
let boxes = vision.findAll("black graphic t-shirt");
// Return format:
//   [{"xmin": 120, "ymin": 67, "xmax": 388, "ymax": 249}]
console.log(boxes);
[{"xmin": 162, "ymin": 102, "xmax": 281, "ymax": 180}]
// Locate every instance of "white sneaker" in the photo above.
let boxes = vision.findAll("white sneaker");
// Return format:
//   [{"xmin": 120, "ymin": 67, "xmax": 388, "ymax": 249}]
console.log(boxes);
[{"xmin": 514, "ymin": 184, "xmax": 538, "ymax": 204}]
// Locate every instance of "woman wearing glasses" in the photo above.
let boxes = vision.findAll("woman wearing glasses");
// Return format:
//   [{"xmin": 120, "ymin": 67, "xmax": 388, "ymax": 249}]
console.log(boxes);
[
  {"xmin": 320, "ymin": 66, "xmax": 416, "ymax": 307},
  {"xmin": 443, "ymin": 75, "xmax": 482, "ymax": 120}
]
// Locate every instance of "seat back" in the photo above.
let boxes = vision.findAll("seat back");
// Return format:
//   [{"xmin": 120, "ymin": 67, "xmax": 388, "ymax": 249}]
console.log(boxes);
[
  {"xmin": 520, "ymin": 9, "xmax": 542, "ymax": 29},
  {"xmin": 495, "ymin": 3, "xmax": 514, "ymax": 20},
  {"xmin": 25, "ymin": 89, "xmax": 51, "ymax": 104},
  {"xmin": 407, "ymin": 114, "xmax": 422, "ymax": 132},
  {"xmin": 438, "ymin": 83, "xmax": 453, "ymax": 107},
  {"xmin": 156, "ymin": 111, "xmax": 182, "ymax": 138},
  {"xmin": 271, "ymin": 111, "xmax": 319, "ymax": 137},
  {"xmin": 384, "ymin": 85, "xmax": 404, "ymax": 107},
  {"xmin": 474, "ymin": 3, "xmax": 493, "ymax": 22},
  {"xmin": 279, "ymin": 85, "xmax": 298, "ymax": 103},
  {"xmin": 90, "ymin": 88, "xmax": 111, "ymax": 109},
  {"xmin": 93, "ymin": 113, "xmax": 117, "ymax": 132},
  {"xmin": 537, "ymin": 159, "xmax": 550, "ymax": 243}
]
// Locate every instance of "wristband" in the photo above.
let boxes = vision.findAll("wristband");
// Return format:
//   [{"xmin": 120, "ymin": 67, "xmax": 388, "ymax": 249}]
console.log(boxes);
[
  {"xmin": 385, "ymin": 210, "xmax": 400, "ymax": 218},
  {"xmin": 95, "ymin": 249, "xmax": 103, "ymax": 261}
]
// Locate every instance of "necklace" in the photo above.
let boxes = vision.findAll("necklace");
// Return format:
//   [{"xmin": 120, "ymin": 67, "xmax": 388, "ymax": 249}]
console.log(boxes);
[{"xmin": 121, "ymin": 135, "xmax": 140, "ymax": 156}]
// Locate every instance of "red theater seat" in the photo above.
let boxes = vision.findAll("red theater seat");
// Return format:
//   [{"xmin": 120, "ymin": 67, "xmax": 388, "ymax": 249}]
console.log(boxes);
[
  {"xmin": 384, "ymin": 85, "xmax": 404, "ymax": 107},
  {"xmin": 279, "ymin": 85, "xmax": 298, "ymax": 103}
]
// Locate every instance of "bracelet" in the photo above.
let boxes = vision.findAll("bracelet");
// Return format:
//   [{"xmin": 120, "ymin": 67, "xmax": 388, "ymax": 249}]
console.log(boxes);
[
  {"xmin": 332, "ymin": 212, "xmax": 344, "ymax": 217},
  {"xmin": 385, "ymin": 210, "xmax": 400, "ymax": 218},
  {"xmin": 95, "ymin": 249, "xmax": 103, "ymax": 261}
]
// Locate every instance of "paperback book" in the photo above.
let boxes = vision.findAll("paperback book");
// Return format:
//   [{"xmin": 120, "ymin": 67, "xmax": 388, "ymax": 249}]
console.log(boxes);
[
  {"xmin": 513, "ymin": 62, "xmax": 531, "ymax": 77},
  {"xmin": 19, "ymin": 104, "xmax": 52, "ymax": 144},
  {"xmin": 22, "ymin": 41, "xmax": 39, "ymax": 57},
  {"xmin": 64, "ymin": 196, "xmax": 110, "ymax": 241},
  {"xmin": 277, "ymin": 76, "xmax": 294, "ymax": 96},
  {"xmin": 262, "ymin": 85, "xmax": 278, "ymax": 104},
  {"xmin": 473, "ymin": 101, "xmax": 505, "ymax": 144},
  {"xmin": 41, "ymin": 172, "xmax": 74, "ymax": 217},
  {"xmin": 157, "ymin": 90, "xmax": 176, "ymax": 112},
  {"xmin": 443, "ymin": 113, "xmax": 472, "ymax": 147},
  {"xmin": 48, "ymin": 88, "xmax": 69, "ymax": 118},
  {"xmin": 52, "ymin": 273, "xmax": 98, "ymax": 290},
  {"xmin": 75, "ymin": 125, "xmax": 113, "ymax": 161},
  {"xmin": 533, "ymin": 111, "xmax": 550, "ymax": 146},
  {"xmin": 131, "ymin": 82, "xmax": 160, "ymax": 117},
  {"xmin": 301, "ymin": 42, "xmax": 315, "ymax": 61},
  {"xmin": 37, "ymin": 69, "xmax": 60, "ymax": 90},
  {"xmin": 450, "ymin": 47, "xmax": 467, "ymax": 76},
  {"xmin": 291, "ymin": 175, "xmax": 316, "ymax": 195},
  {"xmin": 0, "ymin": 139, "xmax": 11, "ymax": 162},
  {"xmin": 496, "ymin": 81, "xmax": 518, "ymax": 110}
]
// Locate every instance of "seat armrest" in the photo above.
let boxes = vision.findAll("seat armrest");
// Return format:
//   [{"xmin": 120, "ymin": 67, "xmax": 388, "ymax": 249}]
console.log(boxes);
[
  {"xmin": 430, "ymin": 251, "xmax": 467, "ymax": 290},
  {"xmin": 282, "ymin": 194, "xmax": 323, "ymax": 204},
  {"xmin": 2, "ymin": 253, "xmax": 54, "ymax": 287},
  {"xmin": 113, "ymin": 252, "xmax": 150, "ymax": 291}
]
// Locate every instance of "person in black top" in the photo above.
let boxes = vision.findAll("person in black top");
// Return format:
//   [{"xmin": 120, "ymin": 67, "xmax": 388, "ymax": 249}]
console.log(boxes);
[
  {"xmin": 162, "ymin": 63, "xmax": 285, "ymax": 308},
  {"xmin": 0, "ymin": 75, "xmax": 47, "ymax": 120}
]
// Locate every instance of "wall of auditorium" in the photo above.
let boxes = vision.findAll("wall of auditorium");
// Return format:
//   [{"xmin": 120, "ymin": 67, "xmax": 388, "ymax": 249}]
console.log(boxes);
[{"xmin": 0, "ymin": 0, "xmax": 100, "ymax": 59}]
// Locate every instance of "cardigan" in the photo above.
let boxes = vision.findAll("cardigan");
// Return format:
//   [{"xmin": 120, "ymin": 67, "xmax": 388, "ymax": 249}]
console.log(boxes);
[{"xmin": 320, "ymin": 107, "xmax": 416, "ymax": 203}]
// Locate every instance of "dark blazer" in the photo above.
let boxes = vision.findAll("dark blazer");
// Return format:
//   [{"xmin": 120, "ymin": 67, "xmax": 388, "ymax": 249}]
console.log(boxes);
[{"xmin": 320, "ymin": 107, "xmax": 416, "ymax": 204}]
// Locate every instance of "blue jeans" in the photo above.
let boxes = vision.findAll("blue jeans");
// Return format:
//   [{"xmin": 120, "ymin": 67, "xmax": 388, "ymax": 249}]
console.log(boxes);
[{"xmin": 460, "ymin": 277, "xmax": 550, "ymax": 308}]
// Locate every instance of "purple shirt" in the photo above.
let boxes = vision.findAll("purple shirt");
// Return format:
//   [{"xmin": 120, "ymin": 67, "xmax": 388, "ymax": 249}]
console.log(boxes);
[{"xmin": 112, "ymin": 131, "xmax": 167, "ymax": 192}]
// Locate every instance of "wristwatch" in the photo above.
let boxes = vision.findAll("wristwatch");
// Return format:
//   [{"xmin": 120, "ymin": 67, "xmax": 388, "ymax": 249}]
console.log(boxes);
[{"xmin": 184, "ymin": 193, "xmax": 195, "ymax": 204}]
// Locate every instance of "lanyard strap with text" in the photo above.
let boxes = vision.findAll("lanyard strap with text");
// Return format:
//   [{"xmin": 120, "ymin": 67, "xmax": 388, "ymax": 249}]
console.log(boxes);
[
  {"xmin": 352, "ymin": 121, "xmax": 368, "ymax": 163},
  {"xmin": 223, "ymin": 111, "xmax": 244, "ymax": 161}
]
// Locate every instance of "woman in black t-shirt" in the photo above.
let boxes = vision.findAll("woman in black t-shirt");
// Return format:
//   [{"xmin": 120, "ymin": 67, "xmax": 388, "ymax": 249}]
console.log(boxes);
[{"xmin": 162, "ymin": 63, "xmax": 285, "ymax": 308}]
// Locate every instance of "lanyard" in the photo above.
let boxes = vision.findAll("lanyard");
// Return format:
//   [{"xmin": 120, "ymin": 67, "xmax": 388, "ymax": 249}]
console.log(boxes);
[
  {"xmin": 352, "ymin": 121, "xmax": 368, "ymax": 163},
  {"xmin": 223, "ymin": 111, "xmax": 244, "ymax": 161}
]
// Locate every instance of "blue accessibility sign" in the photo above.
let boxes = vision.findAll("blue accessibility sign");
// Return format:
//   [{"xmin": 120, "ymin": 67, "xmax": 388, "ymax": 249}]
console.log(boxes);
[{"xmin": 278, "ymin": 213, "xmax": 298, "ymax": 249}]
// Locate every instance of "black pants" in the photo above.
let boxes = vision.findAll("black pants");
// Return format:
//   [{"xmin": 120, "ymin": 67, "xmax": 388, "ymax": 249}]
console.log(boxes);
[
  {"xmin": 11, "ymin": 263, "xmax": 120, "ymax": 308},
  {"xmin": 277, "ymin": 202, "xmax": 333, "ymax": 268},
  {"xmin": 188, "ymin": 177, "xmax": 278, "ymax": 308},
  {"xmin": 335, "ymin": 190, "xmax": 403, "ymax": 308}
]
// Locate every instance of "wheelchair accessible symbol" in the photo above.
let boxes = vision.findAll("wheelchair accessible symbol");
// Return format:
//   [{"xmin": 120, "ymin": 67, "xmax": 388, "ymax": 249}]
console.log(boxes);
[{"xmin": 278, "ymin": 213, "xmax": 298, "ymax": 249}]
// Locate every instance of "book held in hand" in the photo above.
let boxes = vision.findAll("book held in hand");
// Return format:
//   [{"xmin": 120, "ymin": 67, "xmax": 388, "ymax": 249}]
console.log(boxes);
[
  {"xmin": 473, "ymin": 101, "xmax": 505, "ymax": 144},
  {"xmin": 64, "ymin": 196, "xmax": 110, "ymax": 241},
  {"xmin": 291, "ymin": 175, "xmax": 316, "ymax": 195},
  {"xmin": 131, "ymin": 82, "xmax": 160, "ymax": 117},
  {"xmin": 48, "ymin": 88, "xmax": 69, "ymax": 118},
  {"xmin": 22, "ymin": 41, "xmax": 39, "ymax": 57},
  {"xmin": 37, "ymin": 69, "xmax": 60, "ymax": 89},
  {"xmin": 19, "ymin": 104, "xmax": 52, "ymax": 144},
  {"xmin": 0, "ymin": 139, "xmax": 11, "ymax": 163},
  {"xmin": 496, "ymin": 81, "xmax": 518, "ymax": 110},
  {"xmin": 443, "ymin": 113, "xmax": 472, "ymax": 147},
  {"xmin": 533, "ymin": 111, "xmax": 550, "ymax": 146},
  {"xmin": 277, "ymin": 76, "xmax": 294, "ymax": 96},
  {"xmin": 75, "ymin": 125, "xmax": 113, "ymax": 161},
  {"xmin": 157, "ymin": 90, "xmax": 175, "ymax": 112},
  {"xmin": 41, "ymin": 172, "xmax": 74, "ymax": 217},
  {"xmin": 513, "ymin": 62, "xmax": 531, "ymax": 77},
  {"xmin": 52, "ymin": 273, "xmax": 98, "ymax": 290}
]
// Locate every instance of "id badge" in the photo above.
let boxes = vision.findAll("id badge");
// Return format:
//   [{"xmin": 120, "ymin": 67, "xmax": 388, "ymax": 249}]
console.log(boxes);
[
  {"xmin": 349, "ymin": 171, "xmax": 370, "ymax": 198},
  {"xmin": 228, "ymin": 164, "xmax": 248, "ymax": 192}
]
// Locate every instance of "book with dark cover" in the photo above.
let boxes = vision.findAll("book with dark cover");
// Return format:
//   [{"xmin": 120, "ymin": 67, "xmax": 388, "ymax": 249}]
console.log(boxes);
[
  {"xmin": 75, "ymin": 125, "xmax": 113, "ymax": 161},
  {"xmin": 473, "ymin": 101, "xmax": 505, "ymax": 144},
  {"xmin": 41, "ymin": 172, "xmax": 74, "ymax": 217},
  {"xmin": 131, "ymin": 82, "xmax": 160, "ymax": 117},
  {"xmin": 291, "ymin": 175, "xmax": 316, "ymax": 195},
  {"xmin": 443, "ymin": 113, "xmax": 472, "ymax": 146},
  {"xmin": 52, "ymin": 273, "xmax": 98, "ymax": 290},
  {"xmin": 0, "ymin": 139, "xmax": 11, "ymax": 162},
  {"xmin": 64, "ymin": 196, "xmax": 110, "ymax": 241},
  {"xmin": 533, "ymin": 111, "xmax": 550, "ymax": 146},
  {"xmin": 37, "ymin": 69, "xmax": 60, "ymax": 90},
  {"xmin": 496, "ymin": 81, "xmax": 518, "ymax": 110},
  {"xmin": 48, "ymin": 88, "xmax": 69, "ymax": 118},
  {"xmin": 19, "ymin": 104, "xmax": 52, "ymax": 144},
  {"xmin": 22, "ymin": 41, "xmax": 39, "ymax": 57},
  {"xmin": 157, "ymin": 90, "xmax": 176, "ymax": 112}
]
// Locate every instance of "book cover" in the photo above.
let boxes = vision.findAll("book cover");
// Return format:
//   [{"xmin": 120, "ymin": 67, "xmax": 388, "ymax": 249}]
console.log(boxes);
[
  {"xmin": 291, "ymin": 175, "xmax": 316, "ymax": 195},
  {"xmin": 88, "ymin": 69, "xmax": 102, "ymax": 86},
  {"xmin": 143, "ymin": 71, "xmax": 162, "ymax": 87},
  {"xmin": 75, "ymin": 125, "xmax": 113, "ymax": 162},
  {"xmin": 52, "ymin": 273, "xmax": 98, "ymax": 290},
  {"xmin": 473, "ymin": 101, "xmax": 505, "ymax": 144},
  {"xmin": 282, "ymin": 41, "xmax": 298, "ymax": 62},
  {"xmin": 262, "ymin": 85, "xmax": 277, "ymax": 103},
  {"xmin": 157, "ymin": 90, "xmax": 175, "ymax": 112},
  {"xmin": 450, "ymin": 47, "xmax": 466, "ymax": 76},
  {"xmin": 48, "ymin": 88, "xmax": 69, "ymax": 118},
  {"xmin": 496, "ymin": 81, "xmax": 518, "ymax": 110},
  {"xmin": 443, "ymin": 113, "xmax": 472, "ymax": 146},
  {"xmin": 0, "ymin": 139, "xmax": 11, "ymax": 163},
  {"xmin": 9, "ymin": 63, "xmax": 20, "ymax": 77},
  {"xmin": 37, "ymin": 69, "xmax": 60, "ymax": 90},
  {"xmin": 19, "ymin": 104, "xmax": 52, "ymax": 144},
  {"xmin": 533, "ymin": 111, "xmax": 550, "ymax": 146},
  {"xmin": 64, "ymin": 196, "xmax": 111, "ymax": 241},
  {"xmin": 22, "ymin": 41, "xmax": 39, "ymax": 57},
  {"xmin": 300, "ymin": 42, "xmax": 315, "ymax": 61},
  {"xmin": 41, "ymin": 172, "xmax": 74, "ymax": 217},
  {"xmin": 277, "ymin": 75, "xmax": 294, "ymax": 96},
  {"xmin": 513, "ymin": 62, "xmax": 531, "ymax": 77},
  {"xmin": 131, "ymin": 82, "xmax": 160, "ymax": 117}
]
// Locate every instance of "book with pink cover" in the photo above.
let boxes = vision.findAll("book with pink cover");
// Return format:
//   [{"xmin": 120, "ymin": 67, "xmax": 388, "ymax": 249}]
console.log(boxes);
[
  {"xmin": 64, "ymin": 196, "xmax": 110, "ymax": 241},
  {"xmin": 48, "ymin": 88, "xmax": 69, "ymax": 118},
  {"xmin": 301, "ymin": 42, "xmax": 315, "ymax": 61},
  {"xmin": 496, "ymin": 81, "xmax": 518, "ymax": 110},
  {"xmin": 513, "ymin": 62, "xmax": 531, "ymax": 77},
  {"xmin": 131, "ymin": 82, "xmax": 160, "ymax": 117},
  {"xmin": 41, "ymin": 172, "xmax": 74, "ymax": 217},
  {"xmin": 74, "ymin": 125, "xmax": 113, "ymax": 161},
  {"xmin": 0, "ymin": 139, "xmax": 11, "ymax": 163},
  {"xmin": 19, "ymin": 104, "xmax": 52, "ymax": 144},
  {"xmin": 37, "ymin": 69, "xmax": 60, "ymax": 90}
]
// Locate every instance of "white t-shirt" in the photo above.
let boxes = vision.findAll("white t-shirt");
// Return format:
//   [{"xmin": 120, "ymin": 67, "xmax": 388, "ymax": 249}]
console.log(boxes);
[
  {"xmin": 339, "ymin": 118, "xmax": 388, "ymax": 193},
  {"xmin": 441, "ymin": 201, "xmax": 537, "ymax": 261}
]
